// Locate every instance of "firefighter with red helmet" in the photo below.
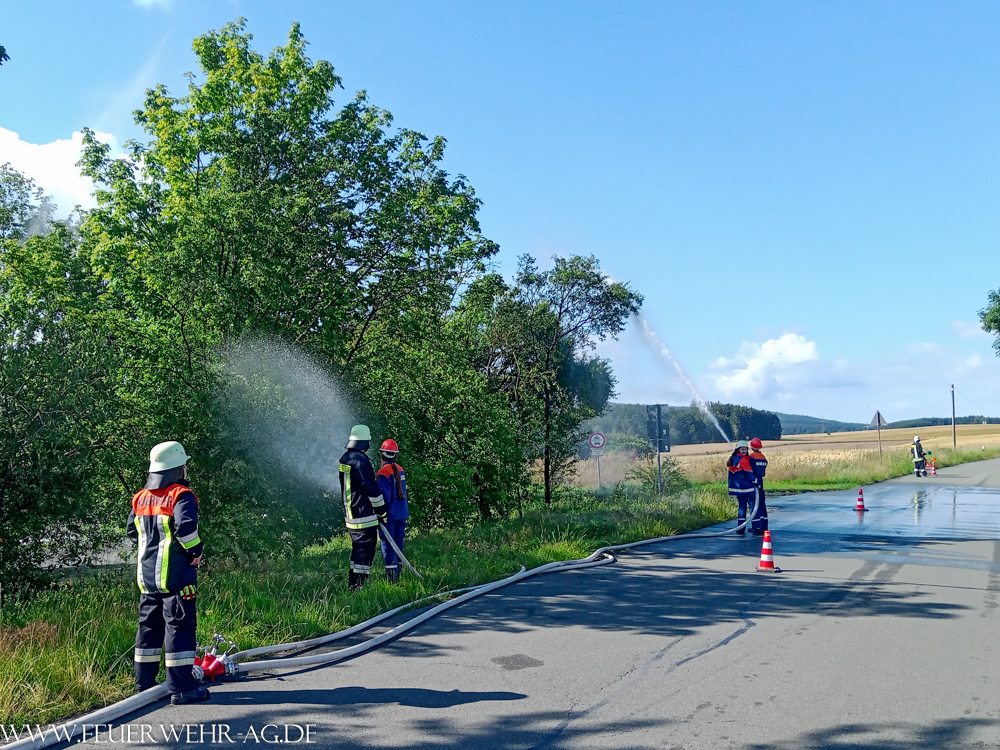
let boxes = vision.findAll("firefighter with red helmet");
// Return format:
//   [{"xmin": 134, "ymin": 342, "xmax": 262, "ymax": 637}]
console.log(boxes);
[
  {"xmin": 338, "ymin": 425, "xmax": 387, "ymax": 591},
  {"xmin": 127, "ymin": 441, "xmax": 210, "ymax": 705},
  {"xmin": 748, "ymin": 438, "xmax": 769, "ymax": 534},
  {"xmin": 376, "ymin": 438, "xmax": 409, "ymax": 583}
]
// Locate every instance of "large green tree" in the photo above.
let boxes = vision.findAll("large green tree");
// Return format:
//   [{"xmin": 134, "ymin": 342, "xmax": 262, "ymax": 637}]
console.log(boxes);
[
  {"xmin": 73, "ymin": 20, "xmax": 500, "ymax": 548},
  {"xmin": 500, "ymin": 255, "xmax": 642, "ymax": 504}
]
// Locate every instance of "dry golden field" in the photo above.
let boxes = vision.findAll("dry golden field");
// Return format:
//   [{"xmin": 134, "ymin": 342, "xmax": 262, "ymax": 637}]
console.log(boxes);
[{"xmin": 570, "ymin": 423, "xmax": 1000, "ymax": 489}]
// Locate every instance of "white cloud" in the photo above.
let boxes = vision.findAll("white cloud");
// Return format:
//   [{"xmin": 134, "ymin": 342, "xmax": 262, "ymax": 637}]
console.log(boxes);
[
  {"xmin": 0, "ymin": 128, "xmax": 122, "ymax": 216},
  {"xmin": 712, "ymin": 333, "xmax": 821, "ymax": 399},
  {"xmin": 951, "ymin": 320, "xmax": 991, "ymax": 340}
]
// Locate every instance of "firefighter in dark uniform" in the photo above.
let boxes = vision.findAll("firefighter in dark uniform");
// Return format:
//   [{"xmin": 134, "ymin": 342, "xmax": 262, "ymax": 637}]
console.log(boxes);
[
  {"xmin": 748, "ymin": 438, "xmax": 769, "ymax": 534},
  {"xmin": 127, "ymin": 441, "xmax": 209, "ymax": 705},
  {"xmin": 911, "ymin": 436, "xmax": 928, "ymax": 477},
  {"xmin": 339, "ymin": 425, "xmax": 387, "ymax": 591}
]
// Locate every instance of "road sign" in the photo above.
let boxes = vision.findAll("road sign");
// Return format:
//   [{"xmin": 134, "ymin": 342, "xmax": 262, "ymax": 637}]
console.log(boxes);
[
  {"xmin": 591, "ymin": 449, "xmax": 604, "ymax": 457},
  {"xmin": 588, "ymin": 432, "xmax": 606, "ymax": 450}
]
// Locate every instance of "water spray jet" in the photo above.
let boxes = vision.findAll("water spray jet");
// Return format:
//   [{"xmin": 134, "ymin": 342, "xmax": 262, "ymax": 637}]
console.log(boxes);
[{"xmin": 634, "ymin": 314, "xmax": 732, "ymax": 446}]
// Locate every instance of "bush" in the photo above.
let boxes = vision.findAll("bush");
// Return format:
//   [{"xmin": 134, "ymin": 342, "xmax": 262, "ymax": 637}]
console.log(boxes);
[{"xmin": 626, "ymin": 454, "xmax": 691, "ymax": 494}]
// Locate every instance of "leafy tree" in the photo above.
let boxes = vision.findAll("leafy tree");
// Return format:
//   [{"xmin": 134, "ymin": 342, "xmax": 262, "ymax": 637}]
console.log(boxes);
[
  {"xmin": 509, "ymin": 255, "xmax": 642, "ymax": 504},
  {"xmin": 0, "ymin": 45, "xmax": 9, "ymax": 66},
  {"xmin": 73, "ymin": 19, "xmax": 499, "ymax": 553},
  {"xmin": 0, "ymin": 211, "xmax": 119, "ymax": 589},
  {"xmin": 0, "ymin": 164, "xmax": 43, "ymax": 240}
]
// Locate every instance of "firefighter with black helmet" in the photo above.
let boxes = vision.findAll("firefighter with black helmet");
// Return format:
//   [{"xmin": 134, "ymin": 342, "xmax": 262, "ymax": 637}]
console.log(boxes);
[
  {"xmin": 339, "ymin": 425, "xmax": 387, "ymax": 591},
  {"xmin": 127, "ymin": 441, "xmax": 210, "ymax": 705}
]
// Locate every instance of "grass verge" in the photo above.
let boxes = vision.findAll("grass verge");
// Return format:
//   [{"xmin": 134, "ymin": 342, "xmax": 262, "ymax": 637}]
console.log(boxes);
[
  {"xmin": 0, "ymin": 484, "xmax": 732, "ymax": 727},
  {"xmin": 678, "ymin": 445, "xmax": 1000, "ymax": 493}
]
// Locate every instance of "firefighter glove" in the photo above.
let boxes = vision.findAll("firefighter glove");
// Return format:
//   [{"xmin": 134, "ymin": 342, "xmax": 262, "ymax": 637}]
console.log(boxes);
[
  {"xmin": 376, "ymin": 509, "xmax": 388, "ymax": 526},
  {"xmin": 180, "ymin": 584, "xmax": 198, "ymax": 601}
]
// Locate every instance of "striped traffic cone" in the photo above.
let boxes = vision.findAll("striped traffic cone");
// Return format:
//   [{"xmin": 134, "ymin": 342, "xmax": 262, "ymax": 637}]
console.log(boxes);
[
  {"xmin": 855, "ymin": 488, "xmax": 868, "ymax": 512},
  {"xmin": 756, "ymin": 530, "xmax": 780, "ymax": 572},
  {"xmin": 931, "ymin": 459, "xmax": 937, "ymax": 476}
]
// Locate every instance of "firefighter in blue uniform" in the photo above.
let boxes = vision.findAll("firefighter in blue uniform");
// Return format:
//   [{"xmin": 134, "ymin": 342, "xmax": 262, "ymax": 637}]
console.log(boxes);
[
  {"xmin": 727, "ymin": 440, "xmax": 758, "ymax": 535},
  {"xmin": 339, "ymin": 425, "xmax": 387, "ymax": 591},
  {"xmin": 748, "ymin": 438, "xmax": 769, "ymax": 534},
  {"xmin": 127, "ymin": 441, "xmax": 210, "ymax": 705},
  {"xmin": 376, "ymin": 438, "xmax": 409, "ymax": 583}
]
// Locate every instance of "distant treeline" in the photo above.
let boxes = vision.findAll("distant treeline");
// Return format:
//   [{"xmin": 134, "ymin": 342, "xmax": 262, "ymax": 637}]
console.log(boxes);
[
  {"xmin": 884, "ymin": 416, "xmax": 1000, "ymax": 430},
  {"xmin": 777, "ymin": 412, "xmax": 1000, "ymax": 434},
  {"xmin": 585, "ymin": 402, "xmax": 782, "ymax": 446},
  {"xmin": 775, "ymin": 413, "xmax": 866, "ymax": 435}
]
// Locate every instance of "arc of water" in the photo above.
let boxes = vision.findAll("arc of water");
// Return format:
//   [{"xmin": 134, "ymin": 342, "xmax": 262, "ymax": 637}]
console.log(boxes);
[{"xmin": 635, "ymin": 315, "xmax": 732, "ymax": 446}]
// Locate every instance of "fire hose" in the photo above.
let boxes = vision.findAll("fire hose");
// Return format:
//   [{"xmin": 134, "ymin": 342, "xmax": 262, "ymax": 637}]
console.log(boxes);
[{"xmin": 3, "ymin": 493, "xmax": 760, "ymax": 750}]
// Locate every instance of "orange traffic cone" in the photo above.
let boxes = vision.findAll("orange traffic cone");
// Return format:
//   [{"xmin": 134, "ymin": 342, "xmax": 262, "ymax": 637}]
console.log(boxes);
[
  {"xmin": 855, "ymin": 488, "xmax": 868, "ymax": 512},
  {"xmin": 756, "ymin": 530, "xmax": 780, "ymax": 572},
  {"xmin": 931, "ymin": 459, "xmax": 937, "ymax": 476}
]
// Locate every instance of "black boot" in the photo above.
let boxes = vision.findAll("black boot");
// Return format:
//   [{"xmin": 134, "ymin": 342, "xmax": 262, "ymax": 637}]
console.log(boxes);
[
  {"xmin": 348, "ymin": 571, "xmax": 368, "ymax": 592},
  {"xmin": 170, "ymin": 687, "xmax": 211, "ymax": 705},
  {"xmin": 135, "ymin": 661, "xmax": 159, "ymax": 693},
  {"xmin": 385, "ymin": 566, "xmax": 400, "ymax": 584}
]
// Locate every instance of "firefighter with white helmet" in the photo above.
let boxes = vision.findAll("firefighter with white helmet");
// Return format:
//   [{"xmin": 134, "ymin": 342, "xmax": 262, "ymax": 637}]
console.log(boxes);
[
  {"xmin": 376, "ymin": 438, "xmax": 409, "ymax": 583},
  {"xmin": 727, "ymin": 440, "xmax": 758, "ymax": 534},
  {"xmin": 911, "ymin": 436, "xmax": 929, "ymax": 477},
  {"xmin": 127, "ymin": 441, "xmax": 210, "ymax": 705},
  {"xmin": 338, "ymin": 425, "xmax": 387, "ymax": 591}
]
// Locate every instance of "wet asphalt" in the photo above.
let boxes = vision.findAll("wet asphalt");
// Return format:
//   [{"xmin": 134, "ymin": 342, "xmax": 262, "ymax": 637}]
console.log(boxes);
[{"xmin": 64, "ymin": 460, "xmax": 1000, "ymax": 749}]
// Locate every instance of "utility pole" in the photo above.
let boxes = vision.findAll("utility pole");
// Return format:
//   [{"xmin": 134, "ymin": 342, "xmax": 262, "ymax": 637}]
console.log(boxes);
[
  {"xmin": 952, "ymin": 384, "xmax": 957, "ymax": 448},
  {"xmin": 877, "ymin": 412, "xmax": 882, "ymax": 462},
  {"xmin": 656, "ymin": 406, "xmax": 663, "ymax": 495}
]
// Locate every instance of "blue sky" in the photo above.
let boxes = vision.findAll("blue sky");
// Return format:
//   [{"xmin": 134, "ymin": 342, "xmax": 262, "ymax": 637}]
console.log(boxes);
[{"xmin": 3, "ymin": 1, "xmax": 1000, "ymax": 422}]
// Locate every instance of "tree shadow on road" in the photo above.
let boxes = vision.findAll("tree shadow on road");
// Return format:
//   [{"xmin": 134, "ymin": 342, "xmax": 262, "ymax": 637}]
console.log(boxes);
[
  {"xmin": 745, "ymin": 717, "xmax": 1000, "ymax": 749},
  {"xmin": 214, "ymin": 686, "xmax": 526, "ymax": 709},
  {"xmin": 369, "ymin": 546, "xmax": 968, "ymax": 661}
]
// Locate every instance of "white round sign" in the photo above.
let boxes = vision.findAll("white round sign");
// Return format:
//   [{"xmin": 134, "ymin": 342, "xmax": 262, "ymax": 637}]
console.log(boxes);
[{"xmin": 588, "ymin": 432, "xmax": 606, "ymax": 450}]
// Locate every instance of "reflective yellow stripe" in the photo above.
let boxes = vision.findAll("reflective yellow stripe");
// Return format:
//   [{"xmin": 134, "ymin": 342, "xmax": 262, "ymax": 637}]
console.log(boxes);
[
  {"xmin": 134, "ymin": 516, "xmax": 148, "ymax": 594},
  {"xmin": 340, "ymin": 463, "xmax": 352, "ymax": 521},
  {"xmin": 179, "ymin": 534, "xmax": 201, "ymax": 549},
  {"xmin": 158, "ymin": 515, "xmax": 171, "ymax": 592}
]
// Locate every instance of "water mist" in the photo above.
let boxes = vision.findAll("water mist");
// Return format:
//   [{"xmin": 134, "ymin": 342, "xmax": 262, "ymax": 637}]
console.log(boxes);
[
  {"xmin": 634, "ymin": 315, "xmax": 732, "ymax": 446},
  {"xmin": 218, "ymin": 337, "xmax": 356, "ymax": 493}
]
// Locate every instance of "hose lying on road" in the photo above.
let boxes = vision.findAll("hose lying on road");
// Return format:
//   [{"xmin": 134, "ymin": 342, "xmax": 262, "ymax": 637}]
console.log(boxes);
[{"xmin": 4, "ymin": 496, "xmax": 759, "ymax": 750}]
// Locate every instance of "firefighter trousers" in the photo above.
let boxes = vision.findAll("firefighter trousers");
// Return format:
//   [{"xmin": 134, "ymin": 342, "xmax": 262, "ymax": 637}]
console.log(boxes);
[
  {"xmin": 379, "ymin": 519, "xmax": 407, "ymax": 581},
  {"xmin": 751, "ymin": 486, "xmax": 769, "ymax": 532},
  {"xmin": 349, "ymin": 527, "xmax": 378, "ymax": 574},
  {"xmin": 135, "ymin": 592, "xmax": 199, "ymax": 695}
]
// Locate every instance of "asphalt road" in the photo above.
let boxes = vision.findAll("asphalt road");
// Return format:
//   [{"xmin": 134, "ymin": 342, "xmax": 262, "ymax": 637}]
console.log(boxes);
[{"xmin": 72, "ymin": 460, "xmax": 1000, "ymax": 749}]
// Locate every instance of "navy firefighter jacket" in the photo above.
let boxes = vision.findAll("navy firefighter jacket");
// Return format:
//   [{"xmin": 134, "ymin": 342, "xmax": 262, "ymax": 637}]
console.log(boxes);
[
  {"xmin": 338, "ymin": 449, "xmax": 386, "ymax": 530},
  {"xmin": 376, "ymin": 461, "xmax": 409, "ymax": 521},
  {"xmin": 127, "ymin": 482, "xmax": 202, "ymax": 595},
  {"xmin": 727, "ymin": 455, "xmax": 758, "ymax": 496},
  {"xmin": 749, "ymin": 451, "xmax": 768, "ymax": 482}
]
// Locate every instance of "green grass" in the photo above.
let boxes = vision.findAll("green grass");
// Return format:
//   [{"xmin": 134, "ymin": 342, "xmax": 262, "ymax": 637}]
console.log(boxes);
[
  {"xmin": 0, "ymin": 484, "xmax": 732, "ymax": 727},
  {"xmin": 759, "ymin": 445, "xmax": 1000, "ymax": 493}
]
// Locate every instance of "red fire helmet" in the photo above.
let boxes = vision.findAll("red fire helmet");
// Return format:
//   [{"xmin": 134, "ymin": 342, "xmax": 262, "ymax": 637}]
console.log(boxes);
[
  {"xmin": 749, "ymin": 438, "xmax": 763, "ymax": 450},
  {"xmin": 380, "ymin": 439, "xmax": 399, "ymax": 453}
]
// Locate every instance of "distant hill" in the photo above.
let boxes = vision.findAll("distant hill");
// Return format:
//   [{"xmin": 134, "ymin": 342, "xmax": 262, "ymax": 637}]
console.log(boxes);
[
  {"xmin": 775, "ymin": 412, "xmax": 866, "ymax": 435},
  {"xmin": 776, "ymin": 412, "xmax": 1000, "ymax": 434}
]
